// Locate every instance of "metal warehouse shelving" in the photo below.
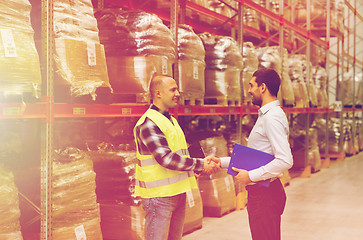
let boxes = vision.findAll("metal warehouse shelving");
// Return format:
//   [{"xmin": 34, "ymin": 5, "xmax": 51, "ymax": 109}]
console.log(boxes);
[{"xmin": 0, "ymin": 0, "xmax": 362, "ymax": 239}]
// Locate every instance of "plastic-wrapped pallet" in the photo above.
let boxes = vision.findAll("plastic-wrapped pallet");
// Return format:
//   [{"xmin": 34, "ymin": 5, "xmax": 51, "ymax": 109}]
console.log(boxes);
[
  {"xmin": 199, "ymin": 33, "xmax": 243, "ymax": 105},
  {"xmin": 0, "ymin": 166, "xmax": 23, "ymax": 240},
  {"xmin": 0, "ymin": 0, "xmax": 41, "ymax": 99},
  {"xmin": 198, "ymin": 169, "xmax": 236, "ymax": 217},
  {"xmin": 178, "ymin": 24, "xmax": 206, "ymax": 105},
  {"xmin": 199, "ymin": 135, "xmax": 236, "ymax": 217},
  {"xmin": 53, "ymin": 0, "xmax": 99, "ymax": 43},
  {"xmin": 294, "ymin": 0, "xmax": 341, "ymax": 32},
  {"xmin": 243, "ymin": 7, "xmax": 260, "ymax": 32},
  {"xmin": 258, "ymin": 0, "xmax": 279, "ymax": 31},
  {"xmin": 342, "ymin": 119, "xmax": 355, "ymax": 156},
  {"xmin": 88, "ymin": 143, "xmax": 145, "ymax": 240},
  {"xmin": 355, "ymin": 72, "xmax": 363, "ymax": 106},
  {"xmin": 287, "ymin": 54, "xmax": 311, "ymax": 108},
  {"xmin": 358, "ymin": 120, "xmax": 363, "ymax": 151},
  {"xmin": 312, "ymin": 65, "xmax": 329, "ymax": 108},
  {"xmin": 337, "ymin": 70, "xmax": 363, "ymax": 106},
  {"xmin": 53, "ymin": 0, "xmax": 112, "ymax": 101},
  {"xmin": 308, "ymin": 128, "xmax": 321, "ymax": 172},
  {"xmin": 242, "ymin": 42, "xmax": 259, "ymax": 104},
  {"xmin": 255, "ymin": 46, "xmax": 295, "ymax": 106},
  {"xmin": 52, "ymin": 148, "xmax": 103, "ymax": 240},
  {"xmin": 290, "ymin": 120, "xmax": 321, "ymax": 169},
  {"xmin": 313, "ymin": 117, "xmax": 341, "ymax": 154},
  {"xmin": 96, "ymin": 9, "xmax": 176, "ymax": 102}
]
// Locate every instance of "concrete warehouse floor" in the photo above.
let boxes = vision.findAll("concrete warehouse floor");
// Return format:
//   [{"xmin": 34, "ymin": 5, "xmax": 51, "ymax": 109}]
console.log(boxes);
[{"xmin": 182, "ymin": 152, "xmax": 363, "ymax": 240}]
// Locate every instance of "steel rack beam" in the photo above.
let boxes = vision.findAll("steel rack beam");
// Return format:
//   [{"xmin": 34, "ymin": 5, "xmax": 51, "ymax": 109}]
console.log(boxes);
[
  {"xmin": 0, "ymin": 102, "xmax": 47, "ymax": 119},
  {"xmin": 51, "ymin": 104, "xmax": 334, "ymax": 118},
  {"xmin": 53, "ymin": 103, "xmax": 149, "ymax": 118},
  {"xmin": 345, "ymin": 0, "xmax": 363, "ymax": 22},
  {"xmin": 173, "ymin": 106, "xmax": 241, "ymax": 117}
]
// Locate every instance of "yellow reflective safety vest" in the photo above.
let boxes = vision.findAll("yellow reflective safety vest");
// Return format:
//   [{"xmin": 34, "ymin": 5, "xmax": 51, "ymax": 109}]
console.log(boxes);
[{"xmin": 133, "ymin": 108, "xmax": 198, "ymax": 198}]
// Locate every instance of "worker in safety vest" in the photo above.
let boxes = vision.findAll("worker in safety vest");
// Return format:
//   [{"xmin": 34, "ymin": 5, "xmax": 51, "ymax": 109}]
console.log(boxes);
[{"xmin": 134, "ymin": 75, "xmax": 220, "ymax": 240}]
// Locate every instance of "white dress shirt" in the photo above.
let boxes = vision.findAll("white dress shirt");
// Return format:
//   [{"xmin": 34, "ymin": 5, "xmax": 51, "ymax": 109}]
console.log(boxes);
[{"xmin": 221, "ymin": 100, "xmax": 293, "ymax": 182}]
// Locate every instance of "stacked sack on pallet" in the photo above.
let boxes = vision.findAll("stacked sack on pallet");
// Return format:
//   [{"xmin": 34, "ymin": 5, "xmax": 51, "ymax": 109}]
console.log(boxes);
[
  {"xmin": 198, "ymin": 135, "xmax": 236, "ymax": 217},
  {"xmin": 294, "ymin": 0, "xmax": 344, "ymax": 33},
  {"xmin": 357, "ymin": 119, "xmax": 363, "ymax": 151},
  {"xmin": 52, "ymin": 148, "xmax": 103, "ymax": 239},
  {"xmin": 186, "ymin": 0, "xmax": 235, "ymax": 26},
  {"xmin": 242, "ymin": 42, "xmax": 259, "ymax": 105},
  {"xmin": 199, "ymin": 33, "xmax": 243, "ymax": 105},
  {"xmin": 53, "ymin": 0, "xmax": 112, "ymax": 101},
  {"xmin": 243, "ymin": 6, "xmax": 260, "ymax": 33},
  {"xmin": 342, "ymin": 117, "xmax": 356, "ymax": 156},
  {"xmin": 313, "ymin": 117, "xmax": 341, "ymax": 154},
  {"xmin": 0, "ymin": 166, "xmax": 23, "ymax": 240},
  {"xmin": 337, "ymin": 70, "xmax": 363, "ymax": 107},
  {"xmin": 312, "ymin": 65, "xmax": 329, "ymax": 108},
  {"xmin": 96, "ymin": 10, "xmax": 176, "ymax": 103},
  {"xmin": 255, "ymin": 46, "xmax": 295, "ymax": 106},
  {"xmin": 258, "ymin": 0, "xmax": 280, "ymax": 31},
  {"xmin": 289, "ymin": 117, "xmax": 321, "ymax": 170},
  {"xmin": 88, "ymin": 143, "xmax": 145, "ymax": 240},
  {"xmin": 0, "ymin": 0, "xmax": 41, "ymax": 99},
  {"xmin": 355, "ymin": 72, "xmax": 363, "ymax": 106},
  {"xmin": 287, "ymin": 54, "xmax": 311, "ymax": 108},
  {"xmin": 178, "ymin": 24, "xmax": 206, "ymax": 105}
]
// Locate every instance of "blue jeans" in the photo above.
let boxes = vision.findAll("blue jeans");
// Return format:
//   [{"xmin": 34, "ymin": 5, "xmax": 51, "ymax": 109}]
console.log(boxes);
[{"xmin": 142, "ymin": 193, "xmax": 186, "ymax": 240}]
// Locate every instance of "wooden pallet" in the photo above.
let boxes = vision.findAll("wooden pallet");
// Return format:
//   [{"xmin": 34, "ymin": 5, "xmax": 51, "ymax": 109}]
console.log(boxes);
[
  {"xmin": 0, "ymin": 91, "xmax": 38, "ymax": 103},
  {"xmin": 179, "ymin": 94, "xmax": 204, "ymax": 106},
  {"xmin": 290, "ymin": 165, "xmax": 312, "ymax": 179},
  {"xmin": 54, "ymin": 85, "xmax": 113, "ymax": 104},
  {"xmin": 111, "ymin": 92, "xmax": 150, "ymax": 104},
  {"xmin": 204, "ymin": 97, "xmax": 241, "ymax": 106},
  {"xmin": 235, "ymin": 189, "xmax": 247, "ymax": 210}
]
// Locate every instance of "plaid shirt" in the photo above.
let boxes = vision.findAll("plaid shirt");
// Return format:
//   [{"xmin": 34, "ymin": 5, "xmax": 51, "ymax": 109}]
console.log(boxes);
[{"xmin": 135, "ymin": 105, "xmax": 204, "ymax": 172}]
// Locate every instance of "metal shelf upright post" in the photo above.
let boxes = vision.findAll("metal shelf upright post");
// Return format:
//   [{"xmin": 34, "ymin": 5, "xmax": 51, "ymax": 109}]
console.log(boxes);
[
  {"xmin": 303, "ymin": 0, "xmax": 311, "ymax": 171},
  {"xmin": 324, "ymin": 0, "xmax": 331, "ymax": 165},
  {"xmin": 40, "ymin": 0, "xmax": 54, "ymax": 239},
  {"xmin": 236, "ymin": 1, "xmax": 243, "ymax": 144}
]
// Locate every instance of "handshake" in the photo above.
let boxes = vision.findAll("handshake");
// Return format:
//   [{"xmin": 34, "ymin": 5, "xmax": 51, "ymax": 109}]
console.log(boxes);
[{"xmin": 202, "ymin": 156, "xmax": 221, "ymax": 174}]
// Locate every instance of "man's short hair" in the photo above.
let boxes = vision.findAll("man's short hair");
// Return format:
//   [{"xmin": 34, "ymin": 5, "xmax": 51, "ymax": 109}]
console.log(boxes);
[
  {"xmin": 149, "ymin": 75, "xmax": 171, "ymax": 99},
  {"xmin": 252, "ymin": 68, "xmax": 281, "ymax": 97}
]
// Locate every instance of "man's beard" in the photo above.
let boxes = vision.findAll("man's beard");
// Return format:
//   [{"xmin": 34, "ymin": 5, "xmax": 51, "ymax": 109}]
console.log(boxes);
[{"xmin": 252, "ymin": 96, "xmax": 262, "ymax": 107}]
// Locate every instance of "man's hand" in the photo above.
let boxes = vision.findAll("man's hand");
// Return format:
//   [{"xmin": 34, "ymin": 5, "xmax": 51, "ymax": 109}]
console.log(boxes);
[
  {"xmin": 232, "ymin": 167, "xmax": 252, "ymax": 186},
  {"xmin": 202, "ymin": 156, "xmax": 221, "ymax": 174}
]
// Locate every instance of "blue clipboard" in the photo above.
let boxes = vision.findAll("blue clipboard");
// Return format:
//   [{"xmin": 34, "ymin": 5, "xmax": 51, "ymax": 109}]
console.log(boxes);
[{"xmin": 227, "ymin": 143, "xmax": 274, "ymax": 187}]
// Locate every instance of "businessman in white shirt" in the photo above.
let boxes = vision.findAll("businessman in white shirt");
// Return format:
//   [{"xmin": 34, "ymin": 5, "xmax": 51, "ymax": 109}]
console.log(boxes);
[{"xmin": 219, "ymin": 68, "xmax": 293, "ymax": 240}]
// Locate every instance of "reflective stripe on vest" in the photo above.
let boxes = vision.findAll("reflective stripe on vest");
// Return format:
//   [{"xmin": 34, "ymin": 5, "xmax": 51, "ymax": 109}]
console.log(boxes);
[
  {"xmin": 137, "ymin": 148, "xmax": 189, "ymax": 167},
  {"xmin": 135, "ymin": 171, "xmax": 194, "ymax": 189}
]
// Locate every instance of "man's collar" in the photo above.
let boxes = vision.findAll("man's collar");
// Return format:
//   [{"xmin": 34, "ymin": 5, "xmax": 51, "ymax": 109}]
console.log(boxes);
[
  {"xmin": 150, "ymin": 104, "xmax": 172, "ymax": 120},
  {"xmin": 258, "ymin": 100, "xmax": 280, "ymax": 116}
]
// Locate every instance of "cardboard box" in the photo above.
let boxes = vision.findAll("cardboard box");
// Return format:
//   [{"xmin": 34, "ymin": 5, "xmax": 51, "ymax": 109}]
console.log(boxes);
[
  {"xmin": 198, "ymin": 170, "xmax": 236, "ymax": 217},
  {"xmin": 178, "ymin": 59, "xmax": 205, "ymax": 102},
  {"xmin": 54, "ymin": 38, "xmax": 111, "ymax": 99},
  {"xmin": 106, "ymin": 55, "xmax": 173, "ymax": 95},
  {"xmin": 204, "ymin": 69, "xmax": 241, "ymax": 100},
  {"xmin": 184, "ymin": 189, "xmax": 203, "ymax": 234},
  {"xmin": 100, "ymin": 203, "xmax": 145, "ymax": 240},
  {"xmin": 0, "ymin": 30, "xmax": 41, "ymax": 96}
]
